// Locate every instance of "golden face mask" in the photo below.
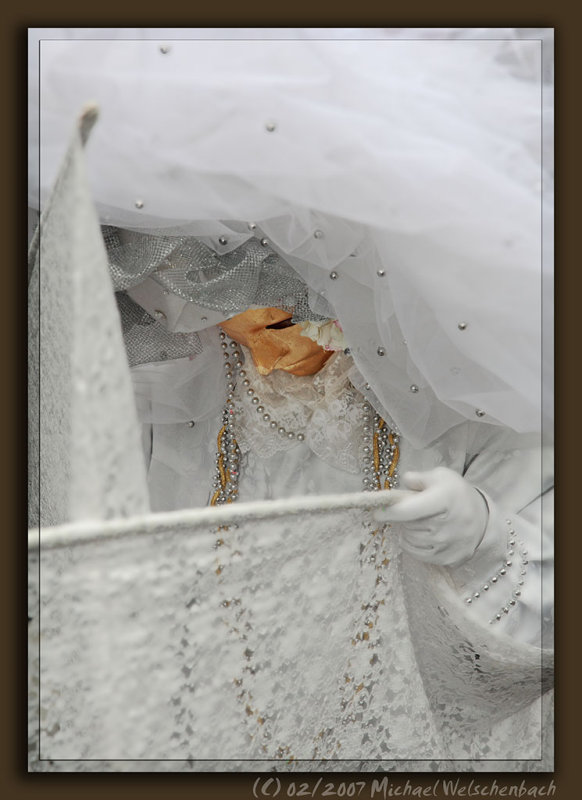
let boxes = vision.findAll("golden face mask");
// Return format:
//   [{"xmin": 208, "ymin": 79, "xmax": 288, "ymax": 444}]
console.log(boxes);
[{"xmin": 220, "ymin": 307, "xmax": 333, "ymax": 376}]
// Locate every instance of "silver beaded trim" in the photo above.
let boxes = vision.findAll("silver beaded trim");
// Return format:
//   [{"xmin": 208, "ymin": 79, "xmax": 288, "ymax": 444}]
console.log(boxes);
[
  {"xmin": 463, "ymin": 519, "xmax": 529, "ymax": 624},
  {"xmin": 210, "ymin": 332, "xmax": 242, "ymax": 505},
  {"xmin": 360, "ymin": 402, "xmax": 400, "ymax": 492}
]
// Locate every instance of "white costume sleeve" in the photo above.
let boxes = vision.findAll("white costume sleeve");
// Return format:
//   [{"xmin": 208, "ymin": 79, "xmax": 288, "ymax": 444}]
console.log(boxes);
[{"xmin": 448, "ymin": 428, "xmax": 553, "ymax": 648}]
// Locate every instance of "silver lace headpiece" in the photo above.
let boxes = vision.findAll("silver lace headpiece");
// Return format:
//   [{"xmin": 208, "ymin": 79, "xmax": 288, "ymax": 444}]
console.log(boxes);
[{"xmin": 104, "ymin": 226, "xmax": 331, "ymax": 337}]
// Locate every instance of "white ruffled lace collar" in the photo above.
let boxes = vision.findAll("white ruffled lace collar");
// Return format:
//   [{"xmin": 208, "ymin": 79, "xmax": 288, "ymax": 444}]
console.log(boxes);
[{"xmin": 233, "ymin": 349, "xmax": 367, "ymax": 474}]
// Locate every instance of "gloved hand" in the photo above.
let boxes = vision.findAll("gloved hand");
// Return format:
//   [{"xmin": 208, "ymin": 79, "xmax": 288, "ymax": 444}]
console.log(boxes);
[{"xmin": 373, "ymin": 467, "xmax": 489, "ymax": 566}]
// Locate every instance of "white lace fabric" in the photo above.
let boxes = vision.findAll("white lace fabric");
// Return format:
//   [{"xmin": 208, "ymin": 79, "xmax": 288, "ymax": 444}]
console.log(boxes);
[
  {"xmin": 234, "ymin": 350, "xmax": 366, "ymax": 473},
  {"xmin": 29, "ymin": 502, "xmax": 551, "ymax": 770},
  {"xmin": 28, "ymin": 109, "xmax": 149, "ymax": 528}
]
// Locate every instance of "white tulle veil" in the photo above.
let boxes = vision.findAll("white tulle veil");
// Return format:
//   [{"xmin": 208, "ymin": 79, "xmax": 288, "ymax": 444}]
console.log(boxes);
[{"xmin": 29, "ymin": 27, "xmax": 553, "ymax": 448}]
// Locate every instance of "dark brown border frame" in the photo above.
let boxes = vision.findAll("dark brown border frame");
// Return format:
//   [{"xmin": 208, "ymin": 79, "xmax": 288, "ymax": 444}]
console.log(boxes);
[{"xmin": 8, "ymin": 3, "xmax": 575, "ymax": 799}]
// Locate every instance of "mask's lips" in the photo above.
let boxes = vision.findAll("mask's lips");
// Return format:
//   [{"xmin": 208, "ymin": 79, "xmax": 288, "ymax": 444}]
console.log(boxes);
[{"xmin": 265, "ymin": 318, "xmax": 295, "ymax": 330}]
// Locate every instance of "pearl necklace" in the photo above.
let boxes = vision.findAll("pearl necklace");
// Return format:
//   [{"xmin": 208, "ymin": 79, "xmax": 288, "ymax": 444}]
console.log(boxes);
[{"xmin": 210, "ymin": 332, "xmax": 400, "ymax": 505}]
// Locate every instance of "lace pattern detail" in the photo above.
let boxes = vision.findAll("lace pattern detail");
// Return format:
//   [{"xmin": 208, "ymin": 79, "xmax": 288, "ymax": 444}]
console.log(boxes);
[
  {"xmin": 234, "ymin": 350, "xmax": 365, "ymax": 473},
  {"xmin": 29, "ymin": 503, "xmax": 549, "ymax": 768},
  {"xmin": 29, "ymin": 116, "xmax": 149, "ymax": 527}
]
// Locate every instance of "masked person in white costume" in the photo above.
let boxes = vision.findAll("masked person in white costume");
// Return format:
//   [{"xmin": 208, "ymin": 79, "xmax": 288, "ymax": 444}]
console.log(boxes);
[{"xmin": 29, "ymin": 29, "xmax": 553, "ymax": 770}]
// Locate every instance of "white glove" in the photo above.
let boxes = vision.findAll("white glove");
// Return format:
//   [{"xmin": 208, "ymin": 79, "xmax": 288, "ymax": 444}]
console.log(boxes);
[{"xmin": 373, "ymin": 467, "xmax": 489, "ymax": 566}]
